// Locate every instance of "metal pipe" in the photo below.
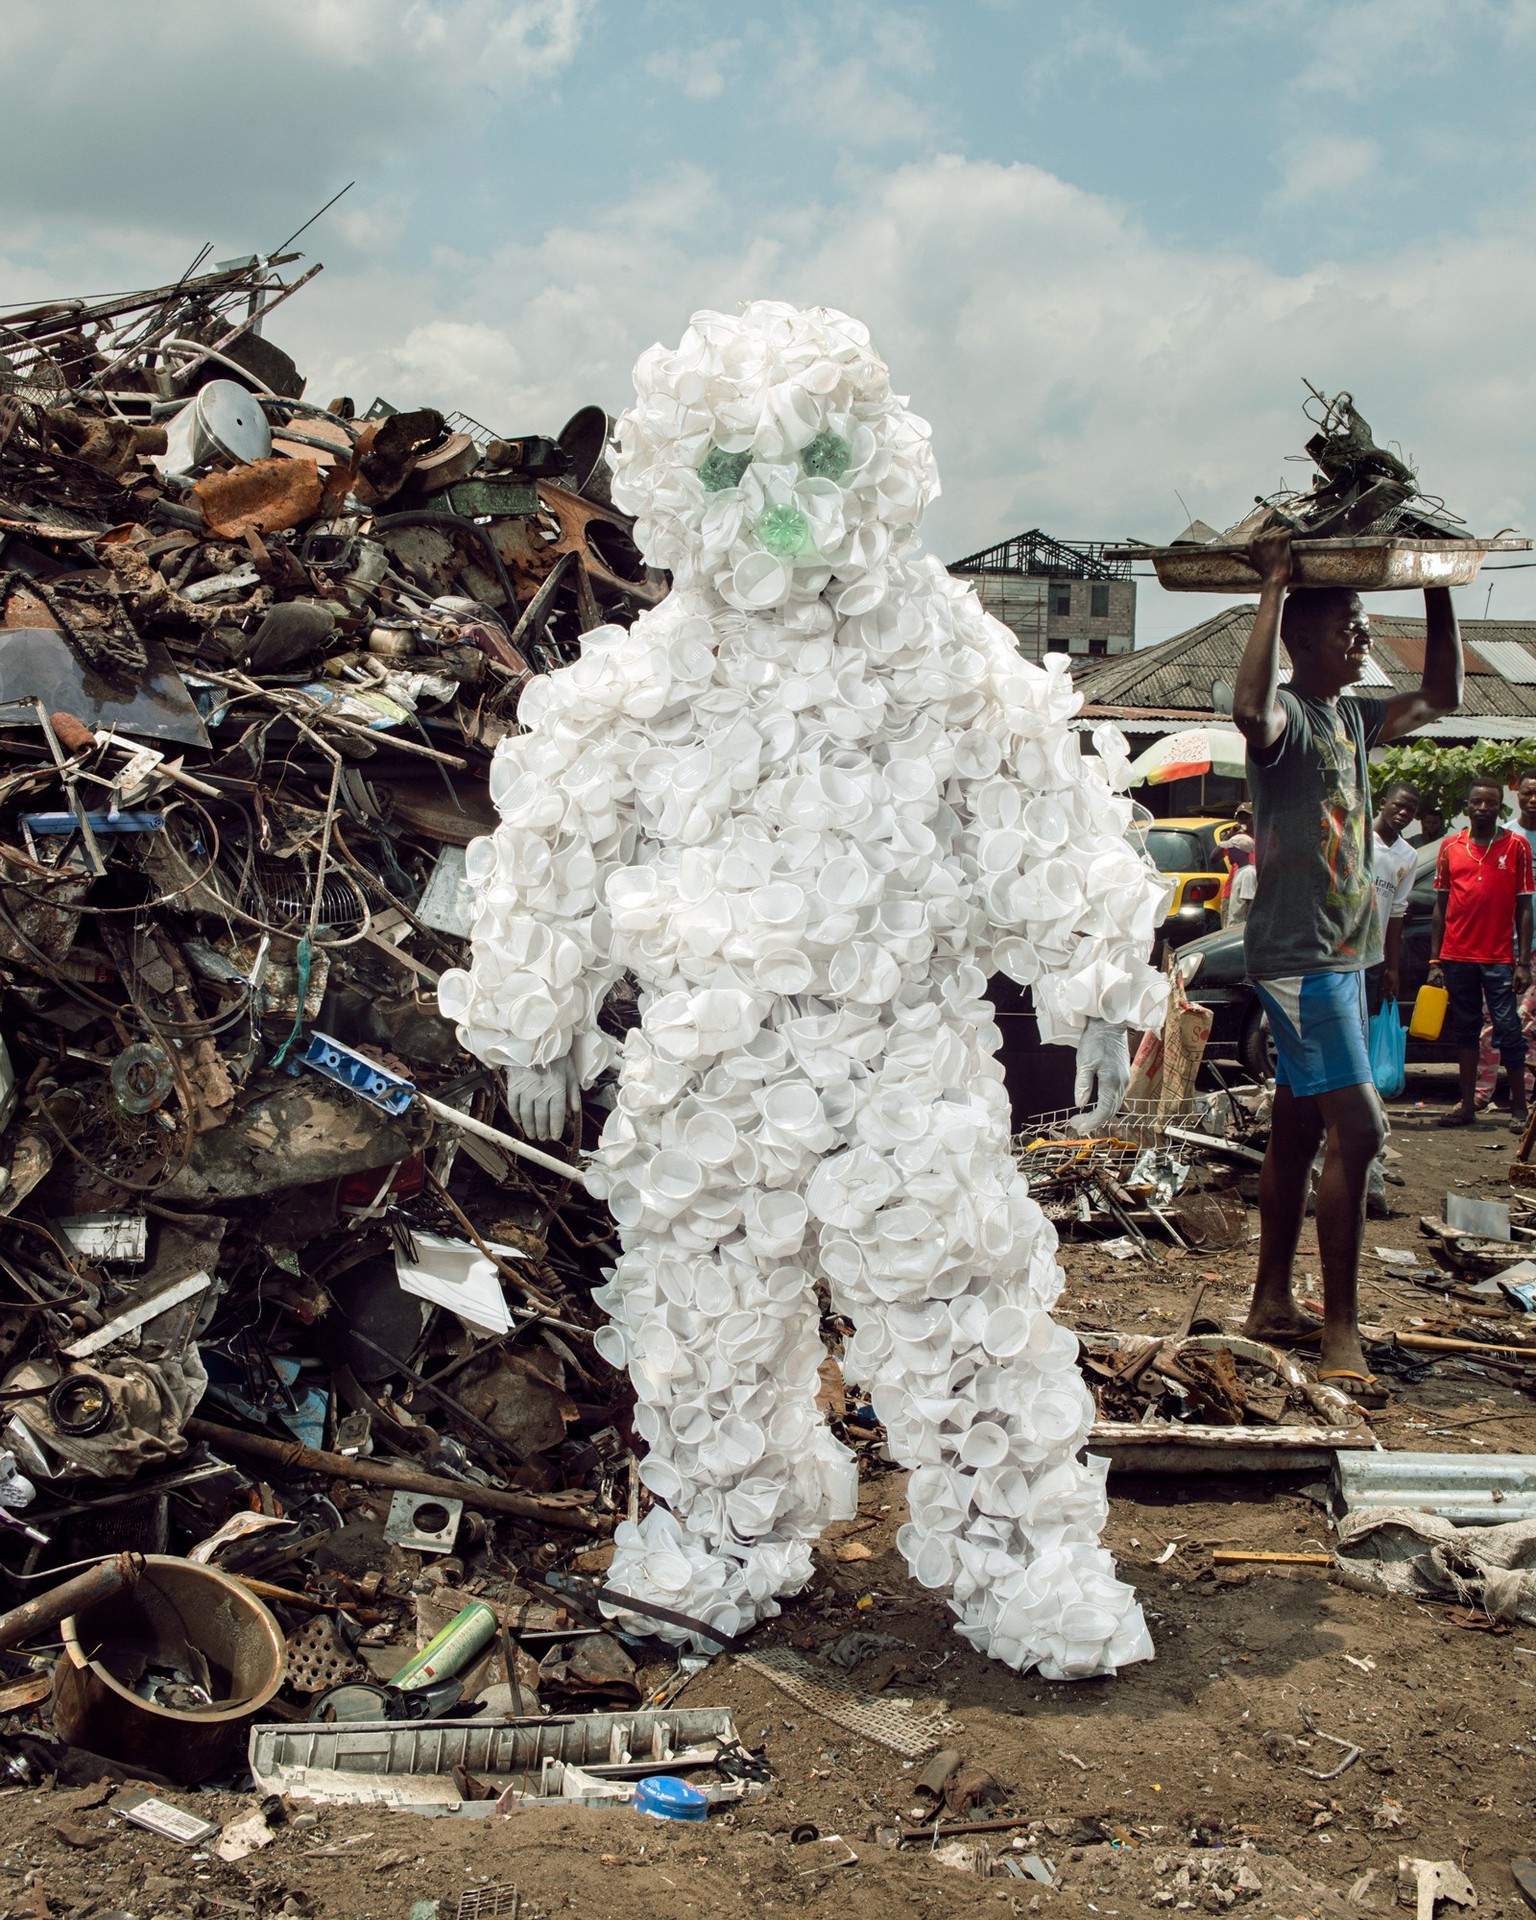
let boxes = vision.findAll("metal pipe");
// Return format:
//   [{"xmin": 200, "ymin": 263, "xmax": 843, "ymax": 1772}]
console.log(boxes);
[
  {"xmin": 185, "ymin": 1419, "xmax": 606, "ymax": 1533},
  {"xmin": 415, "ymin": 1090, "xmax": 580, "ymax": 1181},
  {"xmin": 0, "ymin": 1551, "xmax": 141, "ymax": 1651}
]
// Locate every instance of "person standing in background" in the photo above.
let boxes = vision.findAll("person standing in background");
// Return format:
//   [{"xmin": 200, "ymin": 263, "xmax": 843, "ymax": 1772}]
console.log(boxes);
[
  {"xmin": 1515, "ymin": 771, "xmax": 1536, "ymax": 866},
  {"xmin": 1473, "ymin": 770, "xmax": 1536, "ymax": 1111},
  {"xmin": 1431, "ymin": 775, "xmax": 1533, "ymax": 1131},
  {"xmin": 1221, "ymin": 802, "xmax": 1256, "ymax": 927},
  {"xmin": 1365, "ymin": 781, "xmax": 1419, "ymax": 1216},
  {"xmin": 1369, "ymin": 782, "xmax": 1421, "ymax": 1015},
  {"xmin": 1408, "ymin": 804, "xmax": 1445, "ymax": 846}
]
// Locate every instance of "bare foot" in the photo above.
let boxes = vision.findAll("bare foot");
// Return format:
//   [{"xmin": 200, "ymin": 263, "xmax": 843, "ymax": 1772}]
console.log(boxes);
[{"xmin": 1241, "ymin": 1304, "xmax": 1324, "ymax": 1348}]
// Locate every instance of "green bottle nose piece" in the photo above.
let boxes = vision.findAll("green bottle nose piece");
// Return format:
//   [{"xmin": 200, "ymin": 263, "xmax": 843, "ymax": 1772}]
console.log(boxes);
[
  {"xmin": 757, "ymin": 503, "xmax": 811, "ymax": 557},
  {"xmin": 699, "ymin": 446, "xmax": 753, "ymax": 491},
  {"xmin": 800, "ymin": 430, "xmax": 851, "ymax": 482}
]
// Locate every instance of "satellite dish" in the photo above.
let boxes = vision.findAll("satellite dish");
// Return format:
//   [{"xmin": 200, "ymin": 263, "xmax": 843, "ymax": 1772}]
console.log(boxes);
[{"xmin": 1211, "ymin": 679, "xmax": 1234, "ymax": 715}]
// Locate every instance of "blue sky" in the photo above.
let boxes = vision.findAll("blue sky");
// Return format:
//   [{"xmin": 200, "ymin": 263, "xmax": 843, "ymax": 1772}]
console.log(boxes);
[{"xmin": 4, "ymin": 0, "xmax": 1535, "ymax": 642}]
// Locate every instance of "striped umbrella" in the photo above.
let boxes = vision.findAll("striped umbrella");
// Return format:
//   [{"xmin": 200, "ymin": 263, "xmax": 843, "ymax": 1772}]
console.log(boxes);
[{"xmin": 1127, "ymin": 725, "xmax": 1248, "ymax": 787}]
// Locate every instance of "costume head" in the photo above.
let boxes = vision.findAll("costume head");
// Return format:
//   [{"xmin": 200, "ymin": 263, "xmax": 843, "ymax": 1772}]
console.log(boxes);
[{"xmin": 612, "ymin": 301, "xmax": 939, "ymax": 618}]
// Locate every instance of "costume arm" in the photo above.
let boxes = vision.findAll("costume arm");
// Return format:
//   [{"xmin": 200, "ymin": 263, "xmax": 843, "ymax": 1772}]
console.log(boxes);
[
  {"xmin": 944, "ymin": 575, "xmax": 1170, "ymax": 1048},
  {"xmin": 437, "ymin": 630, "xmax": 639, "ymax": 1105}
]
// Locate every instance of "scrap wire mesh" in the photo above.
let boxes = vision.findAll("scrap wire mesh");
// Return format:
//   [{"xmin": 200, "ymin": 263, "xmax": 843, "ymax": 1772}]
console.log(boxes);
[{"xmin": 1015, "ymin": 1100, "xmax": 1211, "ymax": 1224}]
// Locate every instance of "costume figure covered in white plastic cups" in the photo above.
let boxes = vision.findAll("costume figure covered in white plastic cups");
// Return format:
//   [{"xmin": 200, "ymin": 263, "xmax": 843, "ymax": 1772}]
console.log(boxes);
[{"xmin": 439, "ymin": 302, "xmax": 1171, "ymax": 1679}]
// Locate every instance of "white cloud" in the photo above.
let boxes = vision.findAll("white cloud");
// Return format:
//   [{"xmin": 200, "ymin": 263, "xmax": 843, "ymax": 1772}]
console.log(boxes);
[
  {"xmin": 0, "ymin": 0, "xmax": 591, "ymax": 240},
  {"xmin": 1020, "ymin": 11, "xmax": 1162, "ymax": 95},
  {"xmin": 646, "ymin": 37, "xmax": 741, "ymax": 100},
  {"xmin": 766, "ymin": 10, "xmax": 935, "ymax": 149},
  {"xmin": 1269, "ymin": 133, "xmax": 1380, "ymax": 207},
  {"xmin": 1294, "ymin": 0, "xmax": 1473, "ymax": 97}
]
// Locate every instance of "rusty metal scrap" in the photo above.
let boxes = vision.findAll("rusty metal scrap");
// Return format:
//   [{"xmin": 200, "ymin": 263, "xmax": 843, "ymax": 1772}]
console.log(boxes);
[{"xmin": 0, "ymin": 249, "xmax": 665, "ymax": 1763}]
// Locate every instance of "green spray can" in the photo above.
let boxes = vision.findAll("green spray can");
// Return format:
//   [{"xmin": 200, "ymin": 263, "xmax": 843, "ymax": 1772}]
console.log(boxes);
[{"xmin": 389, "ymin": 1601, "xmax": 498, "ymax": 1691}]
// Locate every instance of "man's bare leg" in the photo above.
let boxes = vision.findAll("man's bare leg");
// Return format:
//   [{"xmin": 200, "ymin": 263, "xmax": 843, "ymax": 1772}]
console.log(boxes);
[
  {"xmin": 1309, "ymin": 1082, "xmax": 1387, "ymax": 1378},
  {"xmin": 1243, "ymin": 1084, "xmax": 1325, "ymax": 1344}
]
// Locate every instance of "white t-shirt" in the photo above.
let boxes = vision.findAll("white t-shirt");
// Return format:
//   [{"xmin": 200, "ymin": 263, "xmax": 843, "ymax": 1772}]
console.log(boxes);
[{"xmin": 1372, "ymin": 831, "xmax": 1418, "ymax": 944}]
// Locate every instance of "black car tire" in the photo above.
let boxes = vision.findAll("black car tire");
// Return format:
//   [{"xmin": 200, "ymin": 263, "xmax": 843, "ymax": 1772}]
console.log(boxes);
[{"xmin": 1241, "ymin": 1002, "xmax": 1274, "ymax": 1082}]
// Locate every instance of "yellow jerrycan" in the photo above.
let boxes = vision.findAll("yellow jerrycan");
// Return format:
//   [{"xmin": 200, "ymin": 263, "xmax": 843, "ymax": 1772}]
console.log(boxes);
[{"xmin": 1408, "ymin": 983, "xmax": 1448, "ymax": 1041}]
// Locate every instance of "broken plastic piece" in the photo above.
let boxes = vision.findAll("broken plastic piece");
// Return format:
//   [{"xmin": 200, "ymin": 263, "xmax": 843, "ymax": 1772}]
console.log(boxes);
[
  {"xmin": 116, "ymin": 1791, "xmax": 220, "ymax": 1845},
  {"xmin": 299, "ymin": 1031, "xmax": 415, "ymax": 1114},
  {"xmin": 21, "ymin": 811, "xmax": 164, "ymax": 836}
]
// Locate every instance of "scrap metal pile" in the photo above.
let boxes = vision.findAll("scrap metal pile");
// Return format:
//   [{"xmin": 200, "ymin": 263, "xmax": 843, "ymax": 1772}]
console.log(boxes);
[
  {"xmin": 1128, "ymin": 384, "xmax": 1529, "ymax": 591},
  {"xmin": 0, "ymin": 251, "xmax": 771, "ymax": 1786},
  {"xmin": 1221, "ymin": 382, "xmax": 1472, "ymax": 545}
]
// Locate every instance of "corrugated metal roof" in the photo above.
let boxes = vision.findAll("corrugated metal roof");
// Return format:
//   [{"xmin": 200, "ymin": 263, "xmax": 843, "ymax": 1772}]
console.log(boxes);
[
  {"xmin": 1074, "ymin": 606, "xmax": 1536, "ymax": 721},
  {"xmin": 1472, "ymin": 638, "xmax": 1536, "ymax": 684}
]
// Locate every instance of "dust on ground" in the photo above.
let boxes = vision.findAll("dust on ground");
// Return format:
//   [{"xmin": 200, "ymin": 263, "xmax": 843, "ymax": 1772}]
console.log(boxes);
[{"xmin": 1, "ymin": 1064, "xmax": 1531, "ymax": 1920}]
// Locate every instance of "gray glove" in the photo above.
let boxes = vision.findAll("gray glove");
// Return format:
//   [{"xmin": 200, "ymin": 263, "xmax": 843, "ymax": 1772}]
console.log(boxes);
[
  {"xmin": 505, "ymin": 1059, "xmax": 581, "ymax": 1141},
  {"xmin": 1074, "ymin": 1017, "xmax": 1131, "ymax": 1132}
]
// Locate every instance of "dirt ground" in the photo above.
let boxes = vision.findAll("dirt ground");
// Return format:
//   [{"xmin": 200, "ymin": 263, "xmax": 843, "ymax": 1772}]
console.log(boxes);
[{"xmin": 1, "ymin": 1062, "xmax": 1533, "ymax": 1920}]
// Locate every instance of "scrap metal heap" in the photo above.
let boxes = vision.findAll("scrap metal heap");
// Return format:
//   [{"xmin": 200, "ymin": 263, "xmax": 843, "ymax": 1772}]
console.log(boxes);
[{"xmin": 0, "ymin": 255, "xmax": 815, "ymax": 1777}]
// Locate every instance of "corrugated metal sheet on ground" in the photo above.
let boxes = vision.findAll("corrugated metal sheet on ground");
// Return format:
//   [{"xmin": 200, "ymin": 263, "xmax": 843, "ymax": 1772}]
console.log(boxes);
[{"xmin": 1332, "ymin": 1449, "xmax": 1536, "ymax": 1524}]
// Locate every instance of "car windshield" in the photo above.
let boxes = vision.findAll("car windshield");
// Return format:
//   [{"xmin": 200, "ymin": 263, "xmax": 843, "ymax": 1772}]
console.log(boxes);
[{"xmin": 1143, "ymin": 829, "xmax": 1207, "ymax": 873}]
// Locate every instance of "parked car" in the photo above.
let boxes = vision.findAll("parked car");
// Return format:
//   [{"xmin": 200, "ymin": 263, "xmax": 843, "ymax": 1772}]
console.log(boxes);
[
  {"xmin": 1177, "ymin": 836, "xmax": 1452, "ymax": 1079},
  {"xmin": 1130, "ymin": 815, "xmax": 1245, "ymax": 958}
]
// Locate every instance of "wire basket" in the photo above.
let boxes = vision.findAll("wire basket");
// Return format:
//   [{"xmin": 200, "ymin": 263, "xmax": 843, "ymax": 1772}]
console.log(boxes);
[{"xmin": 1014, "ymin": 1091, "xmax": 1259, "ymax": 1225}]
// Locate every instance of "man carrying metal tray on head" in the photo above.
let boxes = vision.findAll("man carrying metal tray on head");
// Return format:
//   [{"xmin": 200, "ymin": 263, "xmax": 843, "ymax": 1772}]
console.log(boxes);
[{"xmin": 1232, "ymin": 529, "xmax": 1463, "ymax": 1409}]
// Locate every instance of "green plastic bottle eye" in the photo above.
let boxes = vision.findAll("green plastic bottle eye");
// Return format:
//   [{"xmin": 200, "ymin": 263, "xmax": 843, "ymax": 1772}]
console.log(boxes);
[
  {"xmin": 699, "ymin": 446, "xmax": 752, "ymax": 491},
  {"xmin": 800, "ymin": 430, "xmax": 851, "ymax": 482},
  {"xmin": 757, "ymin": 504, "xmax": 811, "ymax": 557}
]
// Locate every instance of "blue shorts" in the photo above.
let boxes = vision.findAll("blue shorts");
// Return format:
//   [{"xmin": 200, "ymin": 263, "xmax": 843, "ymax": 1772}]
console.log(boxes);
[{"xmin": 1253, "ymin": 970, "xmax": 1370, "ymax": 1097}]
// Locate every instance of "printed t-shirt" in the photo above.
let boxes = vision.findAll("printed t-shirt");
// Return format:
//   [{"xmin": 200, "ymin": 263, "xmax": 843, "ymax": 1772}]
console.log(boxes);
[
  {"xmin": 1434, "ymin": 828, "xmax": 1535, "ymax": 964},
  {"xmin": 1372, "ymin": 830, "xmax": 1418, "ymax": 943},
  {"xmin": 1244, "ymin": 690, "xmax": 1390, "ymax": 980}
]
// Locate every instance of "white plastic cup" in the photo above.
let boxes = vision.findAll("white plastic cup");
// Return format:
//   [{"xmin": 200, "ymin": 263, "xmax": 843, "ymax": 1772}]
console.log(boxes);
[{"xmin": 958, "ymin": 1420, "xmax": 1009, "ymax": 1470}]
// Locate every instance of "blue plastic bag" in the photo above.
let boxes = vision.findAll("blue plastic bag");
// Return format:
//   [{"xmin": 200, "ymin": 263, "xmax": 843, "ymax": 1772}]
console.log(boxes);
[{"xmin": 1368, "ymin": 1002, "xmax": 1406, "ymax": 1099}]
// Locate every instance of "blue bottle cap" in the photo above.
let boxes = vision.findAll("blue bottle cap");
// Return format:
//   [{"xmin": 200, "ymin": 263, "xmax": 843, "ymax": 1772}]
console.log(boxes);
[{"xmin": 634, "ymin": 1775, "xmax": 709, "ymax": 1822}]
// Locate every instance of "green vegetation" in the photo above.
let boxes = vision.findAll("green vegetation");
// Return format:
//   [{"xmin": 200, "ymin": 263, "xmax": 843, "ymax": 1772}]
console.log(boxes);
[{"xmin": 1369, "ymin": 739, "xmax": 1534, "ymax": 817}]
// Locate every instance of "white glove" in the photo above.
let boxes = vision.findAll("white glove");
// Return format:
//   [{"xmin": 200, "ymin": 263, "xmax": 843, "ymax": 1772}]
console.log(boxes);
[
  {"xmin": 505, "ymin": 1058, "xmax": 581, "ymax": 1141},
  {"xmin": 1074, "ymin": 1017, "xmax": 1131, "ymax": 1132}
]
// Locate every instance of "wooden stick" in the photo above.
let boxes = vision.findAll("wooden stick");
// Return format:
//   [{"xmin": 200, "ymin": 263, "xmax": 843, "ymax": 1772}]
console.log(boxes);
[
  {"xmin": 186, "ymin": 1419, "xmax": 607, "ymax": 1533},
  {"xmin": 228, "ymin": 1575, "xmax": 384, "ymax": 1621},
  {"xmin": 1211, "ymin": 1550, "xmax": 1331, "ymax": 1567},
  {"xmin": 1377, "ymin": 1331, "xmax": 1536, "ymax": 1359}
]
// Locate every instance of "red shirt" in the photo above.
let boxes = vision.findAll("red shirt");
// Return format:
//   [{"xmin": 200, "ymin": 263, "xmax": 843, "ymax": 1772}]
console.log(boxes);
[{"xmin": 1434, "ymin": 828, "xmax": 1534, "ymax": 963}]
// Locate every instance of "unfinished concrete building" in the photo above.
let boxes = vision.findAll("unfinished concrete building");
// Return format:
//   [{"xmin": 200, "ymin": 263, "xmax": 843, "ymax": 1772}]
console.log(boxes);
[{"xmin": 949, "ymin": 528, "xmax": 1135, "ymax": 666}]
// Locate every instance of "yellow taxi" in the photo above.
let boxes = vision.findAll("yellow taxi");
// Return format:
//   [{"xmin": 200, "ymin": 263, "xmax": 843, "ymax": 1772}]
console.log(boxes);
[{"xmin": 1132, "ymin": 815, "xmax": 1245, "ymax": 957}]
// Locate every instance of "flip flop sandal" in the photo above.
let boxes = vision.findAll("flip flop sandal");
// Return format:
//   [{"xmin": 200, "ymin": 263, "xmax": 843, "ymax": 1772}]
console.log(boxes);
[
  {"xmin": 1436, "ymin": 1109, "xmax": 1477, "ymax": 1128},
  {"xmin": 1510, "ymin": 1114, "xmax": 1530, "ymax": 1134},
  {"xmin": 1318, "ymin": 1368, "xmax": 1390, "ymax": 1410}
]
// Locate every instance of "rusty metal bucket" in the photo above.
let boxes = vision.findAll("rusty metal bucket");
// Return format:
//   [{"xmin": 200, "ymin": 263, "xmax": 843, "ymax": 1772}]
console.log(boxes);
[{"xmin": 52, "ymin": 1555, "xmax": 286, "ymax": 1782}]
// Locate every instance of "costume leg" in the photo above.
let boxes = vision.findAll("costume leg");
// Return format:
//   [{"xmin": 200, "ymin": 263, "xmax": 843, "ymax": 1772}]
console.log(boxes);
[
  {"xmin": 594, "ymin": 1235, "xmax": 854, "ymax": 1641},
  {"xmin": 820, "ymin": 1031, "xmax": 1150, "ymax": 1682},
  {"xmin": 589, "ymin": 1018, "xmax": 858, "ymax": 1646}
]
